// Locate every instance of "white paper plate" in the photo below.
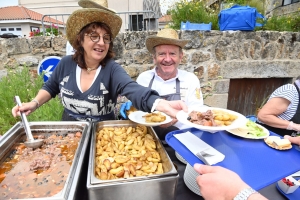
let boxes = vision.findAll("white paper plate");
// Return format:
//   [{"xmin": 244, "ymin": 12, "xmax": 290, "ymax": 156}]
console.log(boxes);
[
  {"xmin": 226, "ymin": 121, "xmax": 270, "ymax": 139},
  {"xmin": 176, "ymin": 107, "xmax": 247, "ymax": 133},
  {"xmin": 128, "ymin": 111, "xmax": 172, "ymax": 126}
]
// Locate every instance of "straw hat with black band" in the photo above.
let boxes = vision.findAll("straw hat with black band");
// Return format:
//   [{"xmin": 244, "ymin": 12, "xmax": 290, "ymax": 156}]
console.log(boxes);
[
  {"xmin": 145, "ymin": 28, "xmax": 189, "ymax": 53},
  {"xmin": 66, "ymin": 0, "xmax": 121, "ymax": 45}
]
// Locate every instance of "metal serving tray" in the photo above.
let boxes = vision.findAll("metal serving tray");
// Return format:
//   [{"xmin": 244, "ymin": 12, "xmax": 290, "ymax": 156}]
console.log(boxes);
[
  {"xmin": 87, "ymin": 120, "xmax": 179, "ymax": 200},
  {"xmin": 0, "ymin": 121, "xmax": 92, "ymax": 200}
]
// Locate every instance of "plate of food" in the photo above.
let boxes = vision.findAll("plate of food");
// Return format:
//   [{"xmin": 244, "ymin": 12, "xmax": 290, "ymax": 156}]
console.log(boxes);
[
  {"xmin": 264, "ymin": 136, "xmax": 293, "ymax": 150},
  {"xmin": 226, "ymin": 119, "xmax": 270, "ymax": 139},
  {"xmin": 128, "ymin": 111, "xmax": 172, "ymax": 126},
  {"xmin": 176, "ymin": 107, "xmax": 247, "ymax": 133}
]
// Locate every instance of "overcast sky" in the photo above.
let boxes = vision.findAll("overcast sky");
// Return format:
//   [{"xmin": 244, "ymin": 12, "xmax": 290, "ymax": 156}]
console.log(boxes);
[
  {"xmin": 0, "ymin": 0, "xmax": 18, "ymax": 7},
  {"xmin": 0, "ymin": 0, "xmax": 179, "ymax": 15}
]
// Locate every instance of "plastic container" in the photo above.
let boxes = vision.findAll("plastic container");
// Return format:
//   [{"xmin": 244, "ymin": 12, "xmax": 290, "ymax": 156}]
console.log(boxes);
[
  {"xmin": 181, "ymin": 21, "xmax": 212, "ymax": 31},
  {"xmin": 277, "ymin": 176, "xmax": 300, "ymax": 194}
]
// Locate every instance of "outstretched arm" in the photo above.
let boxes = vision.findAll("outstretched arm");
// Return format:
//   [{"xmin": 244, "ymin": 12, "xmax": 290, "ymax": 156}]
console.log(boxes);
[{"xmin": 194, "ymin": 164, "xmax": 268, "ymax": 200}]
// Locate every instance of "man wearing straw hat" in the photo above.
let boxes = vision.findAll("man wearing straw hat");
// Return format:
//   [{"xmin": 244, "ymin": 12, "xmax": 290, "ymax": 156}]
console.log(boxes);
[
  {"xmin": 12, "ymin": 1, "xmax": 188, "ymax": 122},
  {"xmin": 121, "ymin": 28, "xmax": 204, "ymax": 139}
]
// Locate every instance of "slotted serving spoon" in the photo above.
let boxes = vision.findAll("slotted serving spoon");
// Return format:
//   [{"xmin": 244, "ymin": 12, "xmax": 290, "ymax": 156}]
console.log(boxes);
[{"xmin": 14, "ymin": 96, "xmax": 43, "ymax": 149}]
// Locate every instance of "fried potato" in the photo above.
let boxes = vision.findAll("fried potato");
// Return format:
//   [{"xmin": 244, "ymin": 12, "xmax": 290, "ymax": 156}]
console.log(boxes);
[
  {"xmin": 143, "ymin": 112, "xmax": 166, "ymax": 123},
  {"xmin": 95, "ymin": 125, "xmax": 164, "ymax": 180},
  {"xmin": 212, "ymin": 110, "xmax": 237, "ymax": 127}
]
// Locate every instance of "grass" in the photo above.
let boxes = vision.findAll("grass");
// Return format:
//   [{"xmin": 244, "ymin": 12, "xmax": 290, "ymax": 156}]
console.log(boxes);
[{"xmin": 0, "ymin": 67, "xmax": 64, "ymax": 135}]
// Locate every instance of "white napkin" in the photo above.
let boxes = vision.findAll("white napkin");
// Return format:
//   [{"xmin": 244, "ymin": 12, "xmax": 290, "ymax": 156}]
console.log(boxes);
[{"xmin": 174, "ymin": 131, "xmax": 225, "ymax": 165}]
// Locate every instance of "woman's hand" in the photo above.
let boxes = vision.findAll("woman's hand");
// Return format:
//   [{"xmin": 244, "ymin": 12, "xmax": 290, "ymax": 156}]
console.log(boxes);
[
  {"xmin": 284, "ymin": 135, "xmax": 300, "ymax": 146},
  {"xmin": 12, "ymin": 101, "xmax": 38, "ymax": 117},
  {"xmin": 155, "ymin": 100, "xmax": 188, "ymax": 118}
]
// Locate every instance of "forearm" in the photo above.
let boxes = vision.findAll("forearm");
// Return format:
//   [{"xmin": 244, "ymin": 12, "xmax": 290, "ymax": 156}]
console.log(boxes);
[
  {"xmin": 34, "ymin": 89, "xmax": 52, "ymax": 107},
  {"xmin": 257, "ymin": 114, "xmax": 290, "ymax": 129},
  {"xmin": 248, "ymin": 192, "xmax": 268, "ymax": 200}
]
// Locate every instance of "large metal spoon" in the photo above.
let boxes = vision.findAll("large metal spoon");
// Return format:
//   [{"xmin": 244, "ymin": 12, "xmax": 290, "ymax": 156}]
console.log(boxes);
[{"xmin": 14, "ymin": 96, "xmax": 43, "ymax": 149}]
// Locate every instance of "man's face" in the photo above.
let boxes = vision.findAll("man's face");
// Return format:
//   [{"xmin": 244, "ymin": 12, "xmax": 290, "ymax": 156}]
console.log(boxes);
[{"xmin": 153, "ymin": 44, "xmax": 183, "ymax": 79}]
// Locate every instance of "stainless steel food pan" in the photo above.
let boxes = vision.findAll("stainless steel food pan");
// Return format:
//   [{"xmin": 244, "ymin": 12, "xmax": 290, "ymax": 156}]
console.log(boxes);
[
  {"xmin": 87, "ymin": 120, "xmax": 178, "ymax": 200},
  {"xmin": 0, "ymin": 121, "xmax": 92, "ymax": 200}
]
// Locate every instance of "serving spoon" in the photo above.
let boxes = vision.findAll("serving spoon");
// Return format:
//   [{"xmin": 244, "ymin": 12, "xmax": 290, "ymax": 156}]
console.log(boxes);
[{"xmin": 14, "ymin": 96, "xmax": 43, "ymax": 149}]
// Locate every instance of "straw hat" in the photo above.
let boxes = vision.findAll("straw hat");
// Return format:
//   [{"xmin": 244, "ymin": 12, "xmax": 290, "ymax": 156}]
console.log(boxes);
[
  {"xmin": 78, "ymin": 0, "xmax": 116, "ymax": 13},
  {"xmin": 66, "ymin": 0, "xmax": 121, "ymax": 45},
  {"xmin": 146, "ymin": 29, "xmax": 189, "ymax": 52}
]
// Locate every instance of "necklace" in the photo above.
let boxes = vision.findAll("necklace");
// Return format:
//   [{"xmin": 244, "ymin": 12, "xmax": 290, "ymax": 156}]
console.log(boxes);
[{"xmin": 86, "ymin": 67, "xmax": 98, "ymax": 73}]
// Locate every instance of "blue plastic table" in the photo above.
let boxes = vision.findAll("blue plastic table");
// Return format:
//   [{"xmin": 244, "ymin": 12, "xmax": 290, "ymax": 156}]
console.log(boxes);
[{"xmin": 166, "ymin": 128, "xmax": 300, "ymax": 191}]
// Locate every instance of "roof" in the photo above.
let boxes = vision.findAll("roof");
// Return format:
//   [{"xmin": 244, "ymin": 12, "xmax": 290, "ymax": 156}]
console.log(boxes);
[
  {"xmin": 158, "ymin": 15, "xmax": 172, "ymax": 23},
  {"xmin": 0, "ymin": 6, "xmax": 64, "ymax": 25}
]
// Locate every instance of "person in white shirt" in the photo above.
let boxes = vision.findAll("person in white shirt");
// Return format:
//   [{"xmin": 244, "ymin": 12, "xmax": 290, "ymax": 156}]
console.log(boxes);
[{"xmin": 120, "ymin": 28, "xmax": 204, "ymax": 140}]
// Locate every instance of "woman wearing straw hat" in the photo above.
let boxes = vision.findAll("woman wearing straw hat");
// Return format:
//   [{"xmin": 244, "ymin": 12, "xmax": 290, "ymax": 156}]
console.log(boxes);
[{"xmin": 11, "ymin": 0, "xmax": 187, "ymax": 122}]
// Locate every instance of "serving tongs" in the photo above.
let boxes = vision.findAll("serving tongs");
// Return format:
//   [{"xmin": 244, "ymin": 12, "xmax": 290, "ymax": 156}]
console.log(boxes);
[{"xmin": 14, "ymin": 96, "xmax": 43, "ymax": 149}]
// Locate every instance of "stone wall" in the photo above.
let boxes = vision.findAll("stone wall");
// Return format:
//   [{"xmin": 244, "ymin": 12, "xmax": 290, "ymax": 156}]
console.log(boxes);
[
  {"xmin": 0, "ymin": 30, "xmax": 300, "ymax": 108},
  {"xmin": 265, "ymin": 0, "xmax": 300, "ymax": 16}
]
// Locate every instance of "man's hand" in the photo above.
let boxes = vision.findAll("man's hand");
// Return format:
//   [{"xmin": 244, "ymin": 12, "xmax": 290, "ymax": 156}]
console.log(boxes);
[{"xmin": 194, "ymin": 164, "xmax": 250, "ymax": 200}]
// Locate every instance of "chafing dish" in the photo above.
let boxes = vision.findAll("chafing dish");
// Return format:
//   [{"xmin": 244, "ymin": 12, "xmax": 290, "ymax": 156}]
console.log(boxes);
[
  {"xmin": 0, "ymin": 121, "xmax": 91, "ymax": 200},
  {"xmin": 87, "ymin": 120, "xmax": 178, "ymax": 200}
]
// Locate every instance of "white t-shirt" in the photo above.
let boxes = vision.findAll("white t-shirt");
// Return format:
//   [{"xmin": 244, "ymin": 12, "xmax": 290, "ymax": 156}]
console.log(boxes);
[{"xmin": 136, "ymin": 68, "xmax": 204, "ymax": 129}]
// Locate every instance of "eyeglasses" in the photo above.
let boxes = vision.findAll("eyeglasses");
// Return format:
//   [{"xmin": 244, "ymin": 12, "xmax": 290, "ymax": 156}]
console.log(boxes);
[{"xmin": 85, "ymin": 32, "xmax": 111, "ymax": 44}]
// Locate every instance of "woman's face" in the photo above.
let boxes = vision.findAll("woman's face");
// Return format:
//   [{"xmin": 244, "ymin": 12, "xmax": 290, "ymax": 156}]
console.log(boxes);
[{"xmin": 81, "ymin": 27, "xmax": 110, "ymax": 63}]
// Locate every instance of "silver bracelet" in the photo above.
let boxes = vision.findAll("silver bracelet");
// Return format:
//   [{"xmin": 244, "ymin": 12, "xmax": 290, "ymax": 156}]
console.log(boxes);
[
  {"xmin": 31, "ymin": 99, "xmax": 40, "ymax": 108},
  {"xmin": 233, "ymin": 188, "xmax": 258, "ymax": 200}
]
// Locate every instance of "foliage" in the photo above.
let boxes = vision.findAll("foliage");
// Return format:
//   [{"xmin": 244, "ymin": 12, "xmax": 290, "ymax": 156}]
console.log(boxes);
[
  {"xmin": 262, "ymin": 12, "xmax": 300, "ymax": 32},
  {"xmin": 167, "ymin": 0, "xmax": 299, "ymax": 32},
  {"xmin": 0, "ymin": 67, "xmax": 64, "ymax": 135},
  {"xmin": 33, "ymin": 24, "xmax": 59, "ymax": 36},
  {"xmin": 168, "ymin": 0, "xmax": 219, "ymax": 30},
  {"xmin": 222, "ymin": 0, "xmax": 264, "ymax": 14}
]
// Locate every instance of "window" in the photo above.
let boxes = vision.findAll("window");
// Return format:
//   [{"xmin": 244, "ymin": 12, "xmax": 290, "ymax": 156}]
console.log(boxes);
[
  {"xmin": 8, "ymin": 28, "xmax": 14, "ymax": 31},
  {"xmin": 16, "ymin": 28, "xmax": 22, "ymax": 31},
  {"xmin": 30, "ymin": 26, "xmax": 40, "ymax": 32},
  {"xmin": 129, "ymin": 14, "xmax": 143, "ymax": 31},
  {"xmin": 1, "ymin": 28, "xmax": 6, "ymax": 31},
  {"xmin": 283, "ymin": 0, "xmax": 300, "ymax": 5}
]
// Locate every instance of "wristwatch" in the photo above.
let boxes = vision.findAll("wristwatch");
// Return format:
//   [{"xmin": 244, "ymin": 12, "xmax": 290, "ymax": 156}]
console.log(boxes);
[{"xmin": 233, "ymin": 188, "xmax": 258, "ymax": 200}]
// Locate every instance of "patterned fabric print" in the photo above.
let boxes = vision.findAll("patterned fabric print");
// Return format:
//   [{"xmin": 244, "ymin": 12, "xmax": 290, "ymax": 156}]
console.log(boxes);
[{"xmin": 269, "ymin": 84, "xmax": 299, "ymax": 121}]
